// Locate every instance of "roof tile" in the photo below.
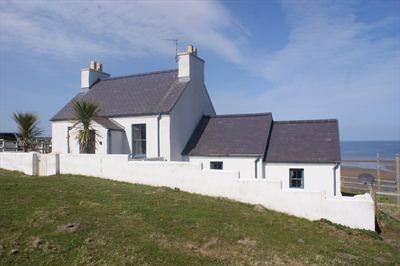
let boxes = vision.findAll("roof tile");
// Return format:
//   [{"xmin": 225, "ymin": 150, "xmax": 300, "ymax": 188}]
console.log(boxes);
[
  {"xmin": 183, "ymin": 113, "xmax": 273, "ymax": 156},
  {"xmin": 51, "ymin": 69, "xmax": 188, "ymax": 121}
]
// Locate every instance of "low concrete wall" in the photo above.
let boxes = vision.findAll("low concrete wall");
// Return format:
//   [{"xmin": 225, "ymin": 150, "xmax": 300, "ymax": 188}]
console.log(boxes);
[
  {"xmin": 0, "ymin": 152, "xmax": 375, "ymax": 231},
  {"xmin": 0, "ymin": 152, "xmax": 38, "ymax": 175},
  {"xmin": 37, "ymin": 154, "xmax": 59, "ymax": 176},
  {"xmin": 57, "ymin": 154, "xmax": 374, "ymax": 231}
]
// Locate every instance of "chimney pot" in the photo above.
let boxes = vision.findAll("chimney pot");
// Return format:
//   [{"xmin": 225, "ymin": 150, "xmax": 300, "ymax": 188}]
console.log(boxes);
[
  {"xmin": 81, "ymin": 60, "xmax": 110, "ymax": 90},
  {"xmin": 90, "ymin": 60, "xmax": 96, "ymax": 70},
  {"xmin": 178, "ymin": 44, "xmax": 203, "ymax": 81},
  {"xmin": 96, "ymin": 62, "xmax": 102, "ymax": 71},
  {"xmin": 187, "ymin": 44, "xmax": 194, "ymax": 54}
]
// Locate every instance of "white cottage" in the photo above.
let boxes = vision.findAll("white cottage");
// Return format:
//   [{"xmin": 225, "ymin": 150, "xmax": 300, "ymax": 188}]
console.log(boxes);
[
  {"xmin": 51, "ymin": 45, "xmax": 215, "ymax": 161},
  {"xmin": 51, "ymin": 45, "xmax": 341, "ymax": 196}
]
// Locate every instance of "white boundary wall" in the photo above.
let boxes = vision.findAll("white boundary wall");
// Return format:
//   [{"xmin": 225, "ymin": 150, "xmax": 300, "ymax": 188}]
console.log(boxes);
[
  {"xmin": 0, "ymin": 152, "xmax": 375, "ymax": 231},
  {"xmin": 0, "ymin": 152, "xmax": 38, "ymax": 175}
]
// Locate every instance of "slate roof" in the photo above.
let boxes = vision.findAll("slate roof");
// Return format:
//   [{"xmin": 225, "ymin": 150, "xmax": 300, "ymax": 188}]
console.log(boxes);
[
  {"xmin": 265, "ymin": 119, "xmax": 341, "ymax": 163},
  {"xmin": 94, "ymin": 117, "xmax": 124, "ymax": 131},
  {"xmin": 51, "ymin": 69, "xmax": 189, "ymax": 121},
  {"xmin": 183, "ymin": 116, "xmax": 340, "ymax": 163},
  {"xmin": 182, "ymin": 113, "xmax": 273, "ymax": 156}
]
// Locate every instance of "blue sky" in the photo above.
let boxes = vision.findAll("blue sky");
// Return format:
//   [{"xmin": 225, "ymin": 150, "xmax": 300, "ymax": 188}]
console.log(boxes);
[{"xmin": 0, "ymin": 0, "xmax": 399, "ymax": 140}]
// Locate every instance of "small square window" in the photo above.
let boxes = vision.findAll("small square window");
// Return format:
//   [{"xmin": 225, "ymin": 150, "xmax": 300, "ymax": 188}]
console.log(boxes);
[
  {"xmin": 210, "ymin": 161, "xmax": 223, "ymax": 170},
  {"xmin": 289, "ymin": 168, "xmax": 304, "ymax": 188}
]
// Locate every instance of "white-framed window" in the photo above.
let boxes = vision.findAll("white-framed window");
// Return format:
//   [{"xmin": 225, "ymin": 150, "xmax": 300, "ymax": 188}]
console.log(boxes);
[
  {"xmin": 131, "ymin": 124, "xmax": 146, "ymax": 158},
  {"xmin": 289, "ymin": 168, "xmax": 304, "ymax": 188}
]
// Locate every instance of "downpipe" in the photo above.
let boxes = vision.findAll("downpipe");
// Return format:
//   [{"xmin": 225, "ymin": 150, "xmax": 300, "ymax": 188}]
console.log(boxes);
[
  {"xmin": 255, "ymin": 157, "xmax": 261, "ymax": 178},
  {"xmin": 157, "ymin": 113, "xmax": 161, "ymax": 158},
  {"xmin": 333, "ymin": 162, "xmax": 340, "ymax": 196}
]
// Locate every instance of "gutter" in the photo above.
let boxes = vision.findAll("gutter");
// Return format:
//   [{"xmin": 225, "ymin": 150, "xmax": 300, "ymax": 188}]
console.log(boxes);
[
  {"xmin": 157, "ymin": 113, "xmax": 161, "ymax": 158},
  {"xmin": 333, "ymin": 162, "xmax": 340, "ymax": 196}
]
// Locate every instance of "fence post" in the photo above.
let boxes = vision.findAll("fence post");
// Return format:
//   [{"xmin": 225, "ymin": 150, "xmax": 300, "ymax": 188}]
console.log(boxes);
[
  {"xmin": 376, "ymin": 153, "xmax": 381, "ymax": 192},
  {"xmin": 396, "ymin": 154, "xmax": 399, "ymax": 210},
  {"xmin": 369, "ymin": 184, "xmax": 376, "ymax": 216}
]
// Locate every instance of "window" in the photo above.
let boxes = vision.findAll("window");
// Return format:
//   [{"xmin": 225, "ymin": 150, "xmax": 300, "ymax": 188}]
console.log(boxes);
[
  {"xmin": 289, "ymin": 168, "xmax": 304, "ymax": 188},
  {"xmin": 210, "ymin": 161, "xmax": 223, "ymax": 170},
  {"xmin": 132, "ymin": 124, "xmax": 146, "ymax": 158}
]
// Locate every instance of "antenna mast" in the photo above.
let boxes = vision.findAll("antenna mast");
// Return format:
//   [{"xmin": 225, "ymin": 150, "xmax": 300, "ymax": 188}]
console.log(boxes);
[{"xmin": 163, "ymin": 38, "xmax": 179, "ymax": 62}]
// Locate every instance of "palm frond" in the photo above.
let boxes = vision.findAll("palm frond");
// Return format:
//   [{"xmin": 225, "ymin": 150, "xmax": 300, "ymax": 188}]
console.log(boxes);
[
  {"xmin": 12, "ymin": 112, "xmax": 43, "ymax": 152},
  {"xmin": 71, "ymin": 100, "xmax": 100, "ymax": 153}
]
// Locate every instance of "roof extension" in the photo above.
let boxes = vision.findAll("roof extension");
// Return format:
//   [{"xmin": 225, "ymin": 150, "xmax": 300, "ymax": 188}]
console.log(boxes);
[
  {"xmin": 182, "ymin": 113, "xmax": 273, "ymax": 157},
  {"xmin": 183, "ymin": 116, "xmax": 340, "ymax": 163},
  {"xmin": 51, "ymin": 69, "xmax": 189, "ymax": 121},
  {"xmin": 265, "ymin": 119, "xmax": 341, "ymax": 163}
]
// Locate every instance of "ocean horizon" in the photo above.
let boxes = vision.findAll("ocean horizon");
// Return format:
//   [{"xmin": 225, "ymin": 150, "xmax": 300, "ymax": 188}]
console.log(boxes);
[
  {"xmin": 340, "ymin": 141, "xmax": 399, "ymax": 171},
  {"xmin": 341, "ymin": 140, "xmax": 400, "ymax": 160}
]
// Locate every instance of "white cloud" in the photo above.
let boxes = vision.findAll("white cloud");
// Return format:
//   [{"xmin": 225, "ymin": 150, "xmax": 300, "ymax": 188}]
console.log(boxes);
[
  {"xmin": 214, "ymin": 1, "xmax": 400, "ymax": 140},
  {"xmin": 0, "ymin": 0, "xmax": 245, "ymax": 63}
]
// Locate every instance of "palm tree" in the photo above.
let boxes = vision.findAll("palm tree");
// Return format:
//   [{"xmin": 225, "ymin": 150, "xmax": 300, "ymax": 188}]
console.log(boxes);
[
  {"xmin": 71, "ymin": 100, "xmax": 100, "ymax": 154},
  {"xmin": 12, "ymin": 112, "xmax": 42, "ymax": 152}
]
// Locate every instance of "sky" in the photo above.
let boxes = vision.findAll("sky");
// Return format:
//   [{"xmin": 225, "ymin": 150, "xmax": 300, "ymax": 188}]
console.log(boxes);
[{"xmin": 0, "ymin": 0, "xmax": 399, "ymax": 141}]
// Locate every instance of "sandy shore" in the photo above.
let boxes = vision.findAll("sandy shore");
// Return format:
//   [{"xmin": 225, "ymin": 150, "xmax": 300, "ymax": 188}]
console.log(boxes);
[{"xmin": 341, "ymin": 166, "xmax": 395, "ymax": 180}]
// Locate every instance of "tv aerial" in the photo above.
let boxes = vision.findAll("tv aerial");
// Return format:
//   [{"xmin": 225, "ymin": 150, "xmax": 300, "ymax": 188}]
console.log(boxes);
[{"xmin": 163, "ymin": 38, "xmax": 178, "ymax": 62}]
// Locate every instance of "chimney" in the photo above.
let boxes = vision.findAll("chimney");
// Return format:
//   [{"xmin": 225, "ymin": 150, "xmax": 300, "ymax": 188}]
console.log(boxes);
[
  {"xmin": 177, "ymin": 44, "xmax": 204, "ymax": 82},
  {"xmin": 81, "ymin": 60, "xmax": 110, "ymax": 91}
]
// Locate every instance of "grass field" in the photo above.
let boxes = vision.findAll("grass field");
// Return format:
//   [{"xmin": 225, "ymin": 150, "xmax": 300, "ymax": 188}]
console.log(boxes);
[{"xmin": 0, "ymin": 169, "xmax": 399, "ymax": 265}]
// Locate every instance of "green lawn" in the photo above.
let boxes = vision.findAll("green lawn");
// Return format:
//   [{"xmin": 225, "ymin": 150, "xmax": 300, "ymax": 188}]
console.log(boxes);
[{"xmin": 0, "ymin": 169, "xmax": 399, "ymax": 265}]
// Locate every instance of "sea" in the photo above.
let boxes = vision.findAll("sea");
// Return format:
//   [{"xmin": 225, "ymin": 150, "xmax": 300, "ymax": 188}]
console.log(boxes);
[
  {"xmin": 341, "ymin": 141, "xmax": 400, "ymax": 171},
  {"xmin": 341, "ymin": 141, "xmax": 400, "ymax": 160}
]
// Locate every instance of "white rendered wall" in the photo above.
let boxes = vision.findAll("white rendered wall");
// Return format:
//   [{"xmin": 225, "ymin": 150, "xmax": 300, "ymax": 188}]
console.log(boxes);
[
  {"xmin": 52, "ymin": 121, "xmax": 69, "ymax": 153},
  {"xmin": 51, "ymin": 121, "xmax": 108, "ymax": 154},
  {"xmin": 189, "ymin": 156, "xmax": 262, "ymax": 179},
  {"xmin": 0, "ymin": 153, "xmax": 375, "ymax": 230},
  {"xmin": 111, "ymin": 115, "xmax": 170, "ymax": 159},
  {"xmin": 51, "ymin": 115, "xmax": 171, "ymax": 159},
  {"xmin": 169, "ymin": 81, "xmax": 215, "ymax": 161},
  {"xmin": 177, "ymin": 52, "xmax": 204, "ymax": 82},
  {"xmin": 56, "ymin": 154, "xmax": 373, "ymax": 231},
  {"xmin": 0, "ymin": 152, "xmax": 37, "ymax": 175},
  {"xmin": 265, "ymin": 163, "xmax": 341, "ymax": 197},
  {"xmin": 109, "ymin": 131, "xmax": 124, "ymax": 154},
  {"xmin": 37, "ymin": 153, "xmax": 58, "ymax": 176},
  {"xmin": 170, "ymin": 53, "xmax": 215, "ymax": 161},
  {"xmin": 81, "ymin": 68, "xmax": 110, "ymax": 89}
]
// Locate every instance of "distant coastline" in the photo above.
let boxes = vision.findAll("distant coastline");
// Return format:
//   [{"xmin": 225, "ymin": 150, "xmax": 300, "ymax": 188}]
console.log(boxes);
[
  {"xmin": 341, "ymin": 140, "xmax": 400, "ymax": 160},
  {"xmin": 340, "ymin": 140, "xmax": 399, "ymax": 173}
]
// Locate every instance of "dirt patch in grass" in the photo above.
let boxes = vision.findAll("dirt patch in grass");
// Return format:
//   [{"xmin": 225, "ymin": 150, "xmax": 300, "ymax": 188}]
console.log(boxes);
[
  {"xmin": 336, "ymin": 252, "xmax": 359, "ymax": 260},
  {"xmin": 237, "ymin": 237, "xmax": 257, "ymax": 247},
  {"xmin": 56, "ymin": 223, "xmax": 84, "ymax": 234}
]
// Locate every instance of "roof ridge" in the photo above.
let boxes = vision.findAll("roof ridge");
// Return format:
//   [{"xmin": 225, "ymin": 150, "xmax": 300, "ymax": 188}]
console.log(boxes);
[
  {"xmin": 274, "ymin": 119, "xmax": 338, "ymax": 124},
  {"xmin": 101, "ymin": 69, "xmax": 178, "ymax": 81},
  {"xmin": 208, "ymin": 112, "xmax": 272, "ymax": 118}
]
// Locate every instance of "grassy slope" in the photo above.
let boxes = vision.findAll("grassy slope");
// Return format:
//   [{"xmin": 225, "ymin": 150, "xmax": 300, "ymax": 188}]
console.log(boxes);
[{"xmin": 0, "ymin": 169, "xmax": 399, "ymax": 265}]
